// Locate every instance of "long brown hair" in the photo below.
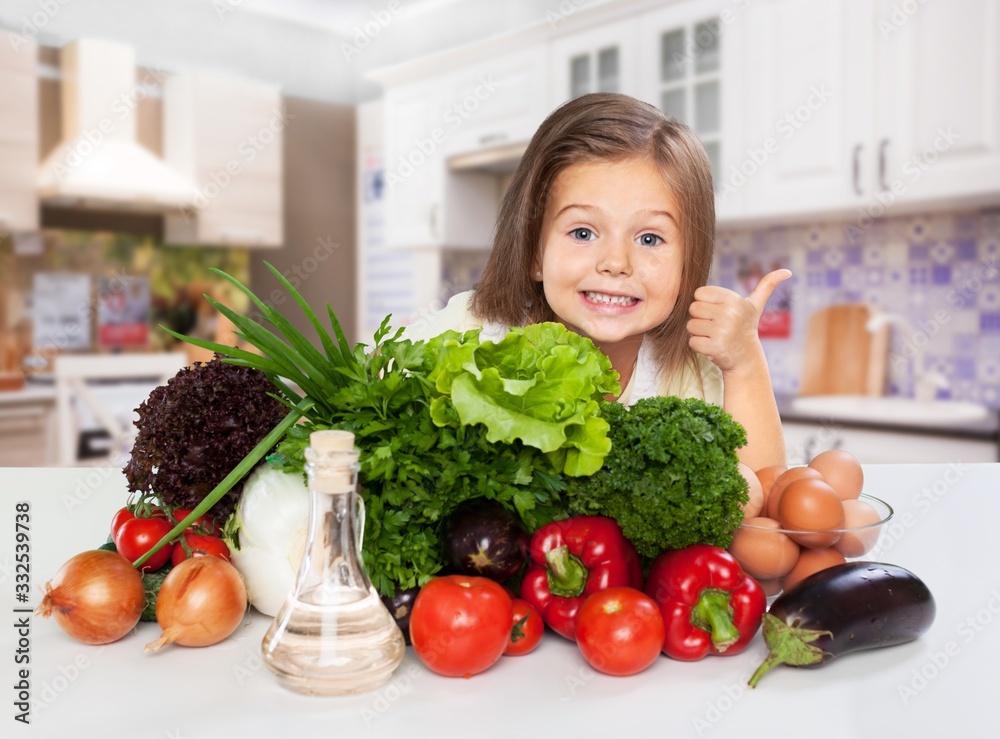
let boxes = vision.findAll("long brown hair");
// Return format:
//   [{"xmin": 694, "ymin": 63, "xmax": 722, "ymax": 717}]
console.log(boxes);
[{"xmin": 471, "ymin": 92, "xmax": 716, "ymax": 379}]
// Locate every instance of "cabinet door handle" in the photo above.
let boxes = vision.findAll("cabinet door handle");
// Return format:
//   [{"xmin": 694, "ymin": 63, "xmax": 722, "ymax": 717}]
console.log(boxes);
[
  {"xmin": 852, "ymin": 143, "xmax": 864, "ymax": 195},
  {"xmin": 429, "ymin": 203, "xmax": 440, "ymax": 240},
  {"xmin": 478, "ymin": 132, "xmax": 507, "ymax": 147},
  {"xmin": 878, "ymin": 139, "xmax": 890, "ymax": 191}
]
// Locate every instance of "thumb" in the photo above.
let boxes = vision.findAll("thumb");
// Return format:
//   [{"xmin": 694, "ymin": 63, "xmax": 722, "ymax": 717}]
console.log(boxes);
[{"xmin": 747, "ymin": 269, "xmax": 792, "ymax": 314}]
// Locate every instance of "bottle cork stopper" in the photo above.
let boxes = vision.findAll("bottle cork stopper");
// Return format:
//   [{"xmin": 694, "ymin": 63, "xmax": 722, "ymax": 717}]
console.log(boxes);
[{"xmin": 310, "ymin": 429, "xmax": 355, "ymax": 453}]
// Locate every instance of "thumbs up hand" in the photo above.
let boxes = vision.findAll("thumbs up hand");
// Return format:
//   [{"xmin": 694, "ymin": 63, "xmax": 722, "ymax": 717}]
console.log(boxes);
[{"xmin": 687, "ymin": 270, "xmax": 791, "ymax": 374}]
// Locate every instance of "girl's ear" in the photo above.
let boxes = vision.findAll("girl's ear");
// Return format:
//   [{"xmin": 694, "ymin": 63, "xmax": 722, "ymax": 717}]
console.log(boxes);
[{"xmin": 532, "ymin": 256, "xmax": 543, "ymax": 281}]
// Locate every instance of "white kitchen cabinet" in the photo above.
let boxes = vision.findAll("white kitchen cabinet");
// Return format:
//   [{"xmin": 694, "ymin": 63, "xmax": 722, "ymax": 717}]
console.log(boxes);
[
  {"xmin": 874, "ymin": 0, "xmax": 1000, "ymax": 207},
  {"xmin": 739, "ymin": 0, "xmax": 874, "ymax": 218},
  {"xmin": 0, "ymin": 38, "xmax": 39, "ymax": 233},
  {"xmin": 782, "ymin": 420, "xmax": 998, "ymax": 466},
  {"xmin": 382, "ymin": 79, "xmax": 499, "ymax": 249},
  {"xmin": 163, "ymin": 74, "xmax": 283, "ymax": 247},
  {"xmin": 445, "ymin": 46, "xmax": 549, "ymax": 159},
  {"xmin": 382, "ymin": 79, "xmax": 445, "ymax": 248},
  {"xmin": 636, "ymin": 0, "xmax": 747, "ymax": 221},
  {"xmin": 740, "ymin": 0, "xmax": 1000, "ymax": 221},
  {"xmin": 549, "ymin": 16, "xmax": 641, "ymax": 108}
]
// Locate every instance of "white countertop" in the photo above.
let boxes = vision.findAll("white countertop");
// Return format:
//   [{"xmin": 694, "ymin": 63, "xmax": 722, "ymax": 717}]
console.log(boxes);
[{"xmin": 1, "ymin": 463, "xmax": 997, "ymax": 738}]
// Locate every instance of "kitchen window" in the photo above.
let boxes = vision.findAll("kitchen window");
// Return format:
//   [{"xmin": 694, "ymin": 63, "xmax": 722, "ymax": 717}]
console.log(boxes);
[
  {"xmin": 569, "ymin": 46, "xmax": 621, "ymax": 98},
  {"xmin": 657, "ymin": 19, "xmax": 723, "ymax": 187}
]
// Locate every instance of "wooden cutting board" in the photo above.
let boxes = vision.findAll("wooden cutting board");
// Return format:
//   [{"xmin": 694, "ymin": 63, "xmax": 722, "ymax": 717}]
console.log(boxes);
[{"xmin": 800, "ymin": 304, "xmax": 889, "ymax": 396}]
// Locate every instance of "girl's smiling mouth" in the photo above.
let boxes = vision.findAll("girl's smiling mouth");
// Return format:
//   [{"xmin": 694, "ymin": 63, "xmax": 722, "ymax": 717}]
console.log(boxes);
[{"xmin": 581, "ymin": 290, "xmax": 640, "ymax": 308}]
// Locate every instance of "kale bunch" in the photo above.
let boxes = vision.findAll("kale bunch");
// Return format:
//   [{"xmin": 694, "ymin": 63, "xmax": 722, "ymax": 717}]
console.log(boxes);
[
  {"xmin": 566, "ymin": 396, "xmax": 749, "ymax": 559},
  {"xmin": 124, "ymin": 356, "xmax": 287, "ymax": 527}
]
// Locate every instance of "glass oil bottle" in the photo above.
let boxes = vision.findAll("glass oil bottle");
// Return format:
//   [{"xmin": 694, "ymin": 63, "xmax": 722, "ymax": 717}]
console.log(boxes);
[{"xmin": 261, "ymin": 429, "xmax": 405, "ymax": 695}]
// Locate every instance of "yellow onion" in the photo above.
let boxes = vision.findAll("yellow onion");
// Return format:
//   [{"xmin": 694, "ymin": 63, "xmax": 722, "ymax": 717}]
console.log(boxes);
[
  {"xmin": 35, "ymin": 550, "xmax": 145, "ymax": 645},
  {"xmin": 145, "ymin": 556, "xmax": 248, "ymax": 652}
]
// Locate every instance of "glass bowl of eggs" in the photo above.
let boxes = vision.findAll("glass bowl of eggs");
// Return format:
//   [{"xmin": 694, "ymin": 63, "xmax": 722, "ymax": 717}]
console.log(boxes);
[{"xmin": 728, "ymin": 450, "xmax": 894, "ymax": 599}]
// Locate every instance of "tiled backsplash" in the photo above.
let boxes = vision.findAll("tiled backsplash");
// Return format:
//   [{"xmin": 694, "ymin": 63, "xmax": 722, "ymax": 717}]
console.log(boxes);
[{"xmin": 715, "ymin": 208, "xmax": 1000, "ymax": 408}]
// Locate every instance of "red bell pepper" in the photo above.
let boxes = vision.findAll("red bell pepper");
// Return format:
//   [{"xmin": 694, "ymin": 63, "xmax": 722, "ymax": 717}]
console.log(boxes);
[
  {"xmin": 644, "ymin": 543, "xmax": 765, "ymax": 661},
  {"xmin": 519, "ymin": 516, "xmax": 643, "ymax": 641}
]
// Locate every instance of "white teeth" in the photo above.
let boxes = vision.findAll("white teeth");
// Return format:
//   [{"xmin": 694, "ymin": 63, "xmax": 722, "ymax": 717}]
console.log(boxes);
[{"xmin": 585, "ymin": 291, "xmax": 637, "ymax": 306}]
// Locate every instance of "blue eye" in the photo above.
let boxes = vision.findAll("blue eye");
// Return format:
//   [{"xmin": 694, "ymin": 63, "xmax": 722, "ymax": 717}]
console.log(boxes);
[
  {"xmin": 570, "ymin": 228, "xmax": 594, "ymax": 241},
  {"xmin": 638, "ymin": 233, "xmax": 663, "ymax": 247}
]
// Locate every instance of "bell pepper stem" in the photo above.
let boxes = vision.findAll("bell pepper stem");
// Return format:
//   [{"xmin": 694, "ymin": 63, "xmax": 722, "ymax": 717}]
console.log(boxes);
[
  {"xmin": 690, "ymin": 588, "xmax": 742, "ymax": 653},
  {"xmin": 545, "ymin": 545, "xmax": 588, "ymax": 598}
]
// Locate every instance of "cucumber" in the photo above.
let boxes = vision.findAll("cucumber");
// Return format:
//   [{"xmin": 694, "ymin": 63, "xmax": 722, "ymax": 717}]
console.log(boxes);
[
  {"xmin": 140, "ymin": 565, "xmax": 173, "ymax": 622},
  {"xmin": 749, "ymin": 561, "xmax": 935, "ymax": 687}
]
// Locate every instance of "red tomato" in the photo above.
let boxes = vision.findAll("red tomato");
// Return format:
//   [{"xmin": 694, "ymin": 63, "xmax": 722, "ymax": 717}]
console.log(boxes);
[
  {"xmin": 575, "ymin": 587, "xmax": 665, "ymax": 677},
  {"xmin": 171, "ymin": 533, "xmax": 231, "ymax": 565},
  {"xmin": 409, "ymin": 575, "xmax": 513, "ymax": 677},
  {"xmin": 110, "ymin": 507, "xmax": 135, "ymax": 545},
  {"xmin": 171, "ymin": 508, "xmax": 218, "ymax": 535},
  {"xmin": 505, "ymin": 598, "xmax": 544, "ymax": 656},
  {"xmin": 115, "ymin": 516, "xmax": 175, "ymax": 572}
]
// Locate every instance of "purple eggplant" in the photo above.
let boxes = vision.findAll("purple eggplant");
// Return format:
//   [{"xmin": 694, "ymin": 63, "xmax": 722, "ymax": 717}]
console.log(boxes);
[
  {"xmin": 381, "ymin": 586, "xmax": 420, "ymax": 645},
  {"xmin": 749, "ymin": 561, "xmax": 935, "ymax": 687},
  {"xmin": 442, "ymin": 498, "xmax": 528, "ymax": 582}
]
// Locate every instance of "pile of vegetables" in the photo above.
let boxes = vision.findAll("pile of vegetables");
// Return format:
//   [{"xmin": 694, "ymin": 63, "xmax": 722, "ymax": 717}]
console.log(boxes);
[
  {"xmin": 34, "ymin": 260, "xmax": 938, "ymax": 689},
  {"xmin": 174, "ymin": 265, "xmax": 622, "ymax": 598}
]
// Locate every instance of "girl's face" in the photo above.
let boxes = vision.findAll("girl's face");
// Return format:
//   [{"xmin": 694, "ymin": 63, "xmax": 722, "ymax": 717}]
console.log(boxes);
[{"xmin": 536, "ymin": 156, "xmax": 684, "ymax": 349}]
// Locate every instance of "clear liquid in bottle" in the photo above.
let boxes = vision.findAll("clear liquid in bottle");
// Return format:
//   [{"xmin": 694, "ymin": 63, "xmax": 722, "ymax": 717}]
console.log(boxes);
[{"xmin": 261, "ymin": 429, "xmax": 404, "ymax": 695}]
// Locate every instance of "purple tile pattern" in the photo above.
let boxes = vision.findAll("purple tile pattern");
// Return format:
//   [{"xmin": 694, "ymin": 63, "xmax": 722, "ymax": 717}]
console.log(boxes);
[{"xmin": 714, "ymin": 208, "xmax": 1000, "ymax": 408}]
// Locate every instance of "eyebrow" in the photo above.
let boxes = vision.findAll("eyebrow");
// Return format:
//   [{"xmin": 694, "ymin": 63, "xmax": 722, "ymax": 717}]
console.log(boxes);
[{"xmin": 554, "ymin": 203, "xmax": 678, "ymax": 225}]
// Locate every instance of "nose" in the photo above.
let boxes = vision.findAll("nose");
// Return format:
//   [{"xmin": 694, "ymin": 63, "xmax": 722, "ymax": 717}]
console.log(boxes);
[{"xmin": 596, "ymin": 236, "xmax": 632, "ymax": 276}]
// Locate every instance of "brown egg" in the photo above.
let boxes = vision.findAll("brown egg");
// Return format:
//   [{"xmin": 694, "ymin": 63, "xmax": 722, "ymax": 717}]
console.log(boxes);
[
  {"xmin": 834, "ymin": 498, "xmax": 883, "ymax": 557},
  {"xmin": 766, "ymin": 466, "xmax": 822, "ymax": 519},
  {"xmin": 754, "ymin": 465, "xmax": 786, "ymax": 511},
  {"xmin": 781, "ymin": 548, "xmax": 846, "ymax": 592},
  {"xmin": 738, "ymin": 462, "xmax": 765, "ymax": 518},
  {"xmin": 728, "ymin": 517, "xmax": 800, "ymax": 580},
  {"xmin": 777, "ymin": 478, "xmax": 845, "ymax": 548},
  {"xmin": 809, "ymin": 449, "xmax": 864, "ymax": 501}
]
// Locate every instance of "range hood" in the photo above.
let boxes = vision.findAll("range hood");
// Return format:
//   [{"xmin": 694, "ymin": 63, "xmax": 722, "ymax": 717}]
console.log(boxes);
[{"xmin": 38, "ymin": 39, "xmax": 196, "ymax": 213}]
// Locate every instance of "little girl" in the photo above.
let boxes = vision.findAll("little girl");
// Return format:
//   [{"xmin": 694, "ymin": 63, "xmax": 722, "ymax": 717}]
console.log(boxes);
[{"xmin": 404, "ymin": 93, "xmax": 788, "ymax": 471}]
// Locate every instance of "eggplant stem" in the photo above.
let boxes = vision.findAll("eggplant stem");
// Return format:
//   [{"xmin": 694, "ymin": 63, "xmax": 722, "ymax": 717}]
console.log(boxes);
[
  {"xmin": 748, "ymin": 651, "xmax": 785, "ymax": 688},
  {"xmin": 747, "ymin": 613, "xmax": 833, "ymax": 688}
]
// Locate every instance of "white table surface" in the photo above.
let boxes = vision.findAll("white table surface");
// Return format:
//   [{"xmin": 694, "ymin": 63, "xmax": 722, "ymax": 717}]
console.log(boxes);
[{"xmin": 1, "ymin": 463, "xmax": 997, "ymax": 738}]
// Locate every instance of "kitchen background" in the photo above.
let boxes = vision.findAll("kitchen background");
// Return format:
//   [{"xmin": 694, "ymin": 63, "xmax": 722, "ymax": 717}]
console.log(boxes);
[{"xmin": 1, "ymin": 0, "xmax": 998, "ymax": 467}]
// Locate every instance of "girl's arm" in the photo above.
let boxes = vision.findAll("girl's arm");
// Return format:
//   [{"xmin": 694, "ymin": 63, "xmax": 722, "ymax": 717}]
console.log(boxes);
[{"xmin": 686, "ymin": 270, "xmax": 792, "ymax": 471}]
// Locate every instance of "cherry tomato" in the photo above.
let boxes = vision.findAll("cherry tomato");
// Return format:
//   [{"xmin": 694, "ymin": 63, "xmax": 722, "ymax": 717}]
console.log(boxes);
[
  {"xmin": 171, "ymin": 508, "xmax": 218, "ymax": 535},
  {"xmin": 115, "ymin": 516, "xmax": 175, "ymax": 572},
  {"xmin": 110, "ymin": 507, "xmax": 135, "ymax": 545},
  {"xmin": 409, "ymin": 575, "xmax": 513, "ymax": 677},
  {"xmin": 505, "ymin": 598, "xmax": 544, "ymax": 656},
  {"xmin": 171, "ymin": 533, "xmax": 231, "ymax": 566},
  {"xmin": 575, "ymin": 587, "xmax": 665, "ymax": 677}
]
